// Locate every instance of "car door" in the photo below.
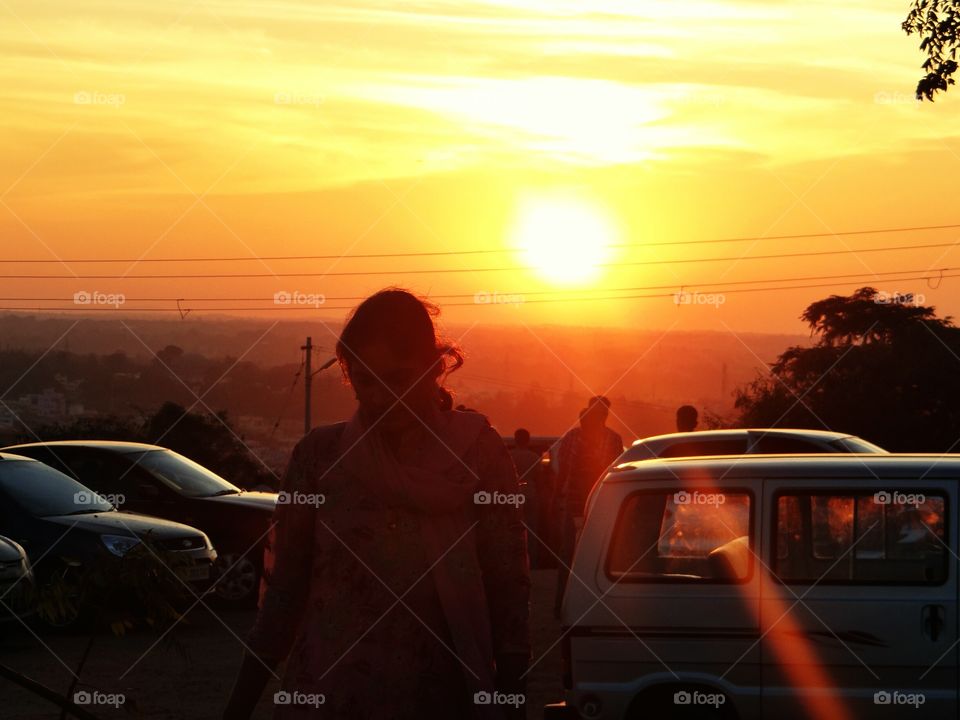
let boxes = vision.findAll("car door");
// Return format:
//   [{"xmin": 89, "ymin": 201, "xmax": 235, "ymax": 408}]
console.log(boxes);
[
  {"xmin": 760, "ymin": 477, "xmax": 957, "ymax": 719},
  {"xmin": 593, "ymin": 477, "xmax": 763, "ymax": 718}
]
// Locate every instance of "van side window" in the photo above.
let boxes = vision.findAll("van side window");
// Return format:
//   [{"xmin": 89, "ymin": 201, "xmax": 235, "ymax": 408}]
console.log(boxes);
[
  {"xmin": 750, "ymin": 436, "xmax": 822, "ymax": 454},
  {"xmin": 658, "ymin": 440, "xmax": 748, "ymax": 458},
  {"xmin": 607, "ymin": 490, "xmax": 752, "ymax": 582},
  {"xmin": 774, "ymin": 492, "xmax": 946, "ymax": 584}
]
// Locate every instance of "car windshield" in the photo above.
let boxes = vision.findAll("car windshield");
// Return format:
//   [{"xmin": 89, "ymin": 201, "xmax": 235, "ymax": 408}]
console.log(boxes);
[
  {"xmin": 0, "ymin": 460, "xmax": 114, "ymax": 516},
  {"xmin": 830, "ymin": 437, "xmax": 888, "ymax": 453},
  {"xmin": 127, "ymin": 449, "xmax": 241, "ymax": 498}
]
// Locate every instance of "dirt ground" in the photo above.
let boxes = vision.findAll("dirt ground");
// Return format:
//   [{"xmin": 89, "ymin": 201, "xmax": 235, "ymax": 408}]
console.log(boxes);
[{"xmin": 0, "ymin": 569, "xmax": 563, "ymax": 719}]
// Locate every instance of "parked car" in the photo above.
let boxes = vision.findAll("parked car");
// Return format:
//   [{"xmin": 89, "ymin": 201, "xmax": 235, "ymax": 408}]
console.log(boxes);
[
  {"xmin": 0, "ymin": 534, "xmax": 33, "ymax": 621},
  {"xmin": 616, "ymin": 428, "xmax": 887, "ymax": 464},
  {"xmin": 2, "ymin": 441, "xmax": 277, "ymax": 607},
  {"xmin": 0, "ymin": 451, "xmax": 217, "ymax": 626},
  {"xmin": 548, "ymin": 453, "xmax": 956, "ymax": 719}
]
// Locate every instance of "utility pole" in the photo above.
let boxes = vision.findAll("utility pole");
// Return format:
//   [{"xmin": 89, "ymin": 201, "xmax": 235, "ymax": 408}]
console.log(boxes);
[{"xmin": 302, "ymin": 336, "xmax": 312, "ymax": 433}]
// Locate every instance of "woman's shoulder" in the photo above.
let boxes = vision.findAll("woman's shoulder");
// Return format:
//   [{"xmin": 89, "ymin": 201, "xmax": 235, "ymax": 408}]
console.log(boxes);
[
  {"xmin": 294, "ymin": 421, "xmax": 348, "ymax": 462},
  {"xmin": 444, "ymin": 409, "xmax": 498, "ymax": 446}
]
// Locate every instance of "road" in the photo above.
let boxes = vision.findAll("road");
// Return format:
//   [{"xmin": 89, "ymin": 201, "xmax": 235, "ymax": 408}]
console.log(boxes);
[{"xmin": 0, "ymin": 569, "xmax": 563, "ymax": 719}]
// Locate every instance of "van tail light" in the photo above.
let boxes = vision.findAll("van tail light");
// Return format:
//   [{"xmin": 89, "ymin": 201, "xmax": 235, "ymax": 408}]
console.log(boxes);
[{"xmin": 561, "ymin": 633, "xmax": 572, "ymax": 689}]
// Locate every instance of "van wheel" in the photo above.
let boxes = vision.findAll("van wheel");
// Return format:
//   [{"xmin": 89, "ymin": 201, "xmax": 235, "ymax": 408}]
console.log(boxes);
[{"xmin": 626, "ymin": 689, "xmax": 736, "ymax": 720}]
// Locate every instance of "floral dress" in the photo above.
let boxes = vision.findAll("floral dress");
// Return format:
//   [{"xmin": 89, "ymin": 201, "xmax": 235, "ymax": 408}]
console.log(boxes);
[{"xmin": 247, "ymin": 408, "xmax": 530, "ymax": 719}]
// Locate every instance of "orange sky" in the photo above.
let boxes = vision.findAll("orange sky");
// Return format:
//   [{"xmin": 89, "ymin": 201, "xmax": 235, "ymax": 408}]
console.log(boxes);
[{"xmin": 2, "ymin": 0, "xmax": 960, "ymax": 332}]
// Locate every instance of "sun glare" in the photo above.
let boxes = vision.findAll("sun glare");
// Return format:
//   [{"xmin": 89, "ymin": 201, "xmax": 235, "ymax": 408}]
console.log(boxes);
[{"xmin": 512, "ymin": 193, "xmax": 619, "ymax": 284}]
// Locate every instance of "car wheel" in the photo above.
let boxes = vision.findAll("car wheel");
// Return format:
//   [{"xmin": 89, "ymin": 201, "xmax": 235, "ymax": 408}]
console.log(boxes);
[
  {"xmin": 213, "ymin": 553, "xmax": 261, "ymax": 607},
  {"xmin": 34, "ymin": 561, "xmax": 86, "ymax": 631}
]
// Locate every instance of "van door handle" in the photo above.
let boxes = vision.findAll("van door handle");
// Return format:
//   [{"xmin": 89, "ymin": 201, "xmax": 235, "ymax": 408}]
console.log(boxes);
[{"xmin": 923, "ymin": 604, "xmax": 945, "ymax": 641}]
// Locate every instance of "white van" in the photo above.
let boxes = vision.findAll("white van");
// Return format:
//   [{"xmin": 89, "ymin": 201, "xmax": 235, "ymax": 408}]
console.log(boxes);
[{"xmin": 547, "ymin": 454, "xmax": 958, "ymax": 720}]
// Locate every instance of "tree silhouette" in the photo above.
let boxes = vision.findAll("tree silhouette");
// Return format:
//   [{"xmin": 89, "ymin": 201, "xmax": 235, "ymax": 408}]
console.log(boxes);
[
  {"xmin": 904, "ymin": 0, "xmax": 960, "ymax": 100},
  {"xmin": 735, "ymin": 287, "xmax": 960, "ymax": 451},
  {"xmin": 142, "ymin": 401, "xmax": 272, "ymax": 487},
  {"xmin": 32, "ymin": 402, "xmax": 272, "ymax": 488}
]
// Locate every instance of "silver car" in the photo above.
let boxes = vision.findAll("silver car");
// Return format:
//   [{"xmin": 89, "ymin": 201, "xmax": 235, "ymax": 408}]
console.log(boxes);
[
  {"xmin": 617, "ymin": 428, "xmax": 886, "ymax": 464},
  {"xmin": 0, "ymin": 534, "xmax": 33, "ymax": 620}
]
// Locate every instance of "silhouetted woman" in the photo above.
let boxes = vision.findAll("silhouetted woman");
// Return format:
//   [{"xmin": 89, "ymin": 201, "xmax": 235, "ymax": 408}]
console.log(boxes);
[{"xmin": 223, "ymin": 288, "xmax": 530, "ymax": 720}]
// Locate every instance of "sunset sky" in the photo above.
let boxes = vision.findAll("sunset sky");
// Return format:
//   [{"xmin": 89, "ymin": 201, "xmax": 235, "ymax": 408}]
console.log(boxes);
[{"xmin": 2, "ymin": 0, "xmax": 960, "ymax": 332}]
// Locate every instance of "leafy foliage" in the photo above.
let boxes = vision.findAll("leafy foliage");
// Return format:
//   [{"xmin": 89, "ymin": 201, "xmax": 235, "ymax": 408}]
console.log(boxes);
[
  {"xmin": 141, "ymin": 402, "xmax": 271, "ymax": 487},
  {"xmin": 31, "ymin": 533, "xmax": 198, "ymax": 634},
  {"xmin": 31, "ymin": 402, "xmax": 272, "ymax": 488},
  {"xmin": 904, "ymin": 0, "xmax": 960, "ymax": 100},
  {"xmin": 735, "ymin": 287, "xmax": 960, "ymax": 451}
]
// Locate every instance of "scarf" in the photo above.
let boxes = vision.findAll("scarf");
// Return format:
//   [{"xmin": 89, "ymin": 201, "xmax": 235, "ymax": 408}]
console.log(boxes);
[{"xmin": 337, "ymin": 406, "xmax": 504, "ymax": 720}]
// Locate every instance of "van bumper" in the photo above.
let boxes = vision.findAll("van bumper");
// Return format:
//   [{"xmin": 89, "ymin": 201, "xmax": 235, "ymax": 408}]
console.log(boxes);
[{"xmin": 544, "ymin": 702, "xmax": 580, "ymax": 719}]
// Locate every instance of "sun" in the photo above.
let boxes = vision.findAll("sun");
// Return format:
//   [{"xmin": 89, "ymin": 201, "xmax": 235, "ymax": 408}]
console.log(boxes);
[{"xmin": 511, "ymin": 193, "xmax": 618, "ymax": 284}]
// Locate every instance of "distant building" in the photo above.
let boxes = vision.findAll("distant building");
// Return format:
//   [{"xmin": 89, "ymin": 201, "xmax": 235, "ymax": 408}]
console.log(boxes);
[
  {"xmin": 15, "ymin": 388, "xmax": 67, "ymax": 421},
  {"xmin": 0, "ymin": 404, "xmax": 19, "ymax": 430}
]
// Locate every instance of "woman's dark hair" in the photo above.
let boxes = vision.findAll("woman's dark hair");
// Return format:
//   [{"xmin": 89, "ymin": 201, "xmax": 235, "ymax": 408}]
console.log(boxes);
[{"xmin": 336, "ymin": 288, "xmax": 464, "ymax": 401}]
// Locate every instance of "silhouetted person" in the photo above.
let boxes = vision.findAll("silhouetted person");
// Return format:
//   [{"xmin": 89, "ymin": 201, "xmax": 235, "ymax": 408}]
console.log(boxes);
[
  {"xmin": 223, "ymin": 288, "xmax": 529, "ymax": 720},
  {"xmin": 509, "ymin": 428, "xmax": 543, "ymax": 566},
  {"xmin": 676, "ymin": 404, "xmax": 699, "ymax": 433},
  {"xmin": 553, "ymin": 396, "xmax": 623, "ymax": 617}
]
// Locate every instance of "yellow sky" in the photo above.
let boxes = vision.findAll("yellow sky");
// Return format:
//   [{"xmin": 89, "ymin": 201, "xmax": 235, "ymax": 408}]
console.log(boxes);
[{"xmin": 2, "ymin": 0, "xmax": 960, "ymax": 332}]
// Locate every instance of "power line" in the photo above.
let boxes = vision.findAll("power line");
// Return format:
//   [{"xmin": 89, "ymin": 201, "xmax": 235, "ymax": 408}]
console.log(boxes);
[
  {"xmin": 2, "ymin": 239, "xmax": 959, "ymax": 280},
  {"xmin": 2, "ymin": 221, "xmax": 959, "ymax": 264},
  {"xmin": 1, "ymin": 268, "xmax": 956, "ymax": 313},
  {"xmin": 0, "ymin": 264, "xmax": 947, "ymax": 303}
]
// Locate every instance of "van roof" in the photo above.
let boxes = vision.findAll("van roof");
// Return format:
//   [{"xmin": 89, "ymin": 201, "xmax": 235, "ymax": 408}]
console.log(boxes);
[
  {"xmin": 607, "ymin": 453, "xmax": 960, "ymax": 482},
  {"xmin": 629, "ymin": 428, "xmax": 854, "ymax": 446}
]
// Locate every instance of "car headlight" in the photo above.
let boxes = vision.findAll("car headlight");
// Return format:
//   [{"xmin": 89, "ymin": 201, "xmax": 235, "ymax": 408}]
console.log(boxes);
[{"xmin": 101, "ymin": 534, "xmax": 141, "ymax": 557}]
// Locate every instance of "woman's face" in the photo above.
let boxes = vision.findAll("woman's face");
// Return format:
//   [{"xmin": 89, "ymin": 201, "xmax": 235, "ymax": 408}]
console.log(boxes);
[{"xmin": 347, "ymin": 339, "xmax": 438, "ymax": 433}]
